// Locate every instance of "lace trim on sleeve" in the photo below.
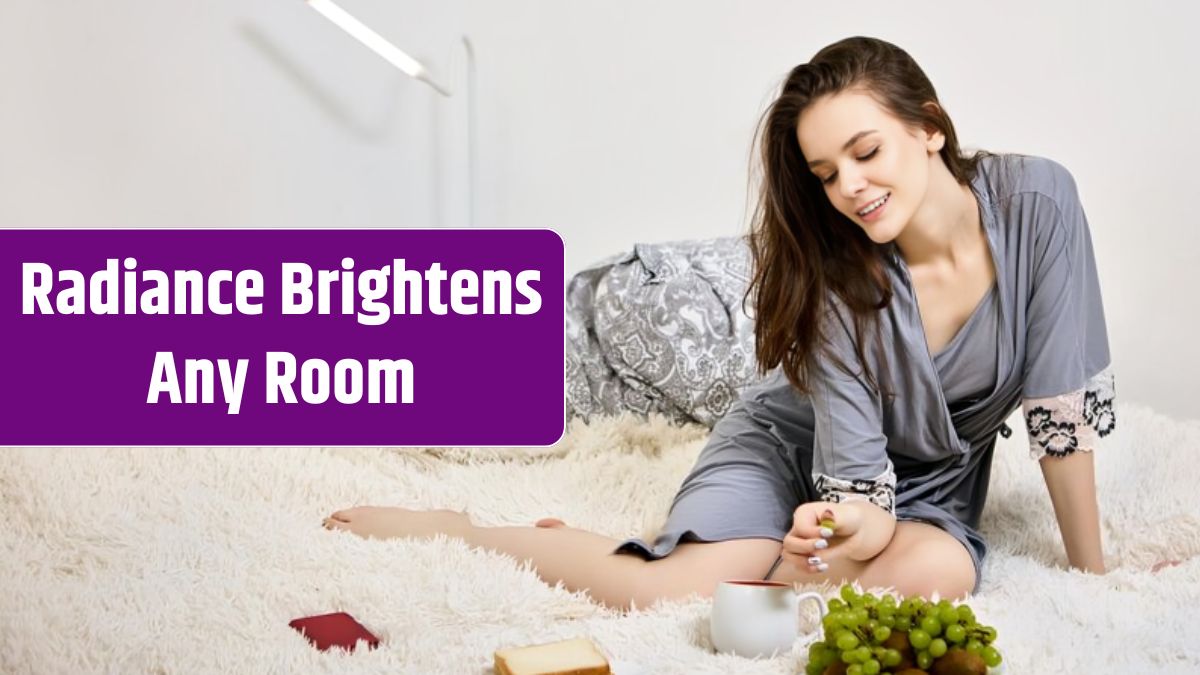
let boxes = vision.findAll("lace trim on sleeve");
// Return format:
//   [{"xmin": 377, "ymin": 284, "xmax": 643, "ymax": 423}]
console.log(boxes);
[
  {"xmin": 813, "ymin": 460, "xmax": 896, "ymax": 514},
  {"xmin": 1024, "ymin": 367, "xmax": 1116, "ymax": 460}
]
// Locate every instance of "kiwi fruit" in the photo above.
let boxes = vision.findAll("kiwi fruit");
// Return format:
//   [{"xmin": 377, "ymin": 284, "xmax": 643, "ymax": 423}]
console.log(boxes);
[
  {"xmin": 820, "ymin": 661, "xmax": 848, "ymax": 675},
  {"xmin": 882, "ymin": 630, "xmax": 916, "ymax": 670},
  {"xmin": 929, "ymin": 647, "xmax": 988, "ymax": 675}
]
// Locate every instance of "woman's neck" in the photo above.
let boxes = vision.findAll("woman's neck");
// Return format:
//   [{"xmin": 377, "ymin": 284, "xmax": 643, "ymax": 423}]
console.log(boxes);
[{"xmin": 894, "ymin": 162, "xmax": 981, "ymax": 271}]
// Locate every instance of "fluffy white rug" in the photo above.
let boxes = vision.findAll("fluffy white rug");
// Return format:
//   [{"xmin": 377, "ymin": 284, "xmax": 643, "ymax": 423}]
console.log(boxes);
[{"xmin": 2, "ymin": 403, "xmax": 1199, "ymax": 674}]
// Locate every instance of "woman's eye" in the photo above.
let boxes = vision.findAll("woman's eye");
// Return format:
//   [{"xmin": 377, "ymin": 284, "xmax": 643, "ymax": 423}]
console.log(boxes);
[{"xmin": 819, "ymin": 148, "xmax": 879, "ymax": 186}]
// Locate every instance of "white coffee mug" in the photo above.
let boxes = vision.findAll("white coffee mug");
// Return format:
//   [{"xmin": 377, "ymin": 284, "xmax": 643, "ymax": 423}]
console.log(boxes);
[{"xmin": 710, "ymin": 580, "xmax": 828, "ymax": 659}]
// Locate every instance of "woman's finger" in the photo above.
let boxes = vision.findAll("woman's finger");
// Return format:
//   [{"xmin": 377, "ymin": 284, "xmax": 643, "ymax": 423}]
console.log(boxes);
[
  {"xmin": 782, "ymin": 549, "xmax": 830, "ymax": 574},
  {"xmin": 782, "ymin": 532, "xmax": 838, "ymax": 557}
]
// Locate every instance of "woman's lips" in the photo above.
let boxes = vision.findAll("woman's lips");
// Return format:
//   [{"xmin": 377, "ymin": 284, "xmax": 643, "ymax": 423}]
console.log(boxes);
[{"xmin": 858, "ymin": 193, "xmax": 890, "ymax": 222}]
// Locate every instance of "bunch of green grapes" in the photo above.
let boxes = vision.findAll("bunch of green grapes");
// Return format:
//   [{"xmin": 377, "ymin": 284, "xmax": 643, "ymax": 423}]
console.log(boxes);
[{"xmin": 804, "ymin": 584, "xmax": 1003, "ymax": 675}]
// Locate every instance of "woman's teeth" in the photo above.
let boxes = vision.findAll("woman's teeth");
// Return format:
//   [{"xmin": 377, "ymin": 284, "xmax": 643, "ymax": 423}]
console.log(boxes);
[{"xmin": 858, "ymin": 194, "xmax": 889, "ymax": 216}]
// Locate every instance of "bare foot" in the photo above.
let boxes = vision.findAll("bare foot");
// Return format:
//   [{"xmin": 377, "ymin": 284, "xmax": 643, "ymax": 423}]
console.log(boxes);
[{"xmin": 323, "ymin": 507, "xmax": 473, "ymax": 541}]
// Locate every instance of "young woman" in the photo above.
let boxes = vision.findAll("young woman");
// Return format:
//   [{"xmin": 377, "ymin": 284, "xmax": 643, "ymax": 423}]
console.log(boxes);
[{"xmin": 322, "ymin": 36, "xmax": 1116, "ymax": 609}]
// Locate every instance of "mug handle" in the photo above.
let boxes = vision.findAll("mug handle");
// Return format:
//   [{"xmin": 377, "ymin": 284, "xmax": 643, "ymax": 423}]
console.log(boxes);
[{"xmin": 795, "ymin": 591, "xmax": 828, "ymax": 637}]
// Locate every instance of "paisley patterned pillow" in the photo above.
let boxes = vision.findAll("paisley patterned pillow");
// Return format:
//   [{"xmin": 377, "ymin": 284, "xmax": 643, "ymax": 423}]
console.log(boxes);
[{"xmin": 565, "ymin": 236, "xmax": 763, "ymax": 428}]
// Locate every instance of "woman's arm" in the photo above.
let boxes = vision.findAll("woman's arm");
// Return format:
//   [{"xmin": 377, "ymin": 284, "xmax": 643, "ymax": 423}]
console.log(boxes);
[{"xmin": 1039, "ymin": 449, "xmax": 1106, "ymax": 573}]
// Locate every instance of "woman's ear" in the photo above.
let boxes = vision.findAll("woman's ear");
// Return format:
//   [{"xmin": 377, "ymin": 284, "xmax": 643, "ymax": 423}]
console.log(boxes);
[
  {"xmin": 926, "ymin": 129, "xmax": 946, "ymax": 153},
  {"xmin": 921, "ymin": 101, "xmax": 946, "ymax": 153}
]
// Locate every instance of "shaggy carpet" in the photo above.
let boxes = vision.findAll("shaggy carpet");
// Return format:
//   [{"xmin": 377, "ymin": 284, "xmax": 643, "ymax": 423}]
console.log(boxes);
[{"xmin": 2, "ymin": 403, "xmax": 1199, "ymax": 674}]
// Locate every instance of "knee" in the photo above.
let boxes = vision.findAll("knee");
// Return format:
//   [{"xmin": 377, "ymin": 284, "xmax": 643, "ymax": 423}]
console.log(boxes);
[
  {"xmin": 868, "ymin": 529, "xmax": 976, "ymax": 602},
  {"xmin": 892, "ymin": 547, "xmax": 976, "ymax": 601},
  {"xmin": 896, "ymin": 570, "xmax": 973, "ymax": 602}
]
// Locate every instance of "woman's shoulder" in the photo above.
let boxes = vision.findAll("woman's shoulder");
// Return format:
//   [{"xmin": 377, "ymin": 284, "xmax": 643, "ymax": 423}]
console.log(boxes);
[{"xmin": 976, "ymin": 152, "xmax": 1081, "ymax": 206}]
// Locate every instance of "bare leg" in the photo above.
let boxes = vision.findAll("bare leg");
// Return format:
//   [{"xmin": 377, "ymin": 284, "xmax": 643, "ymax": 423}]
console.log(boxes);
[
  {"xmin": 324, "ymin": 506, "xmax": 780, "ymax": 610},
  {"xmin": 323, "ymin": 509, "xmax": 975, "ymax": 607}
]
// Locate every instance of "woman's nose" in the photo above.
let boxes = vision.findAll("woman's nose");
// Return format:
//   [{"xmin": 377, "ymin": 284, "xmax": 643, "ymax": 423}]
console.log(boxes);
[{"xmin": 839, "ymin": 171, "xmax": 868, "ymax": 201}]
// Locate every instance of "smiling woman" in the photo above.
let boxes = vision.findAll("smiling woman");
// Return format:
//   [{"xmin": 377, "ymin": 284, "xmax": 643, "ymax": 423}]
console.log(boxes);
[{"xmin": 320, "ymin": 36, "xmax": 1117, "ymax": 614}]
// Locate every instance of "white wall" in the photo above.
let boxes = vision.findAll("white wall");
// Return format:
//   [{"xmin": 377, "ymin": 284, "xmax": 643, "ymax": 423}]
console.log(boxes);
[{"xmin": 2, "ymin": 1, "xmax": 1197, "ymax": 421}]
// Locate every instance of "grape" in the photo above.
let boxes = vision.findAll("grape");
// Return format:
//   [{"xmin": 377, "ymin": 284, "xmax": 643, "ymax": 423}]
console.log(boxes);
[
  {"xmin": 928, "ymin": 638, "xmax": 948, "ymax": 658},
  {"xmin": 854, "ymin": 646, "xmax": 872, "ymax": 663},
  {"xmin": 828, "ymin": 598, "xmax": 846, "ymax": 612},
  {"xmin": 956, "ymin": 604, "xmax": 975, "ymax": 623},
  {"xmin": 805, "ymin": 663, "xmax": 823, "ymax": 675},
  {"xmin": 981, "ymin": 626, "xmax": 997, "ymax": 643},
  {"xmin": 882, "ymin": 649, "xmax": 901, "ymax": 667},
  {"xmin": 853, "ymin": 608, "xmax": 869, "ymax": 625},
  {"xmin": 894, "ymin": 616, "xmax": 912, "ymax": 632},
  {"xmin": 822, "ymin": 614, "xmax": 841, "ymax": 632},
  {"xmin": 920, "ymin": 615, "xmax": 943, "ymax": 637},
  {"xmin": 938, "ymin": 606, "xmax": 959, "ymax": 625},
  {"xmin": 917, "ymin": 651, "xmax": 933, "ymax": 669},
  {"xmin": 861, "ymin": 659, "xmax": 880, "ymax": 675},
  {"xmin": 945, "ymin": 623, "xmax": 966, "ymax": 643},
  {"xmin": 966, "ymin": 638, "xmax": 984, "ymax": 654},
  {"xmin": 846, "ymin": 665, "xmax": 863, "ymax": 675},
  {"xmin": 881, "ymin": 594, "xmax": 897, "ymax": 608},
  {"xmin": 836, "ymin": 631, "xmax": 859, "ymax": 651},
  {"xmin": 872, "ymin": 626, "xmax": 891, "ymax": 642},
  {"xmin": 841, "ymin": 649, "xmax": 858, "ymax": 664},
  {"xmin": 841, "ymin": 585, "xmax": 858, "ymax": 603},
  {"xmin": 908, "ymin": 629, "xmax": 931, "ymax": 650},
  {"xmin": 982, "ymin": 646, "xmax": 1003, "ymax": 668}
]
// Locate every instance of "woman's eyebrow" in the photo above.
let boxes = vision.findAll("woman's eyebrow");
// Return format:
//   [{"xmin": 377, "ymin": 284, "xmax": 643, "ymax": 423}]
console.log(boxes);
[{"xmin": 806, "ymin": 130, "xmax": 878, "ymax": 168}]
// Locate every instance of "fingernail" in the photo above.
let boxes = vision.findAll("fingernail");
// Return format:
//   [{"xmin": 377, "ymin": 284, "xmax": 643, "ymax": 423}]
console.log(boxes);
[
  {"xmin": 814, "ymin": 539, "xmax": 829, "ymax": 550},
  {"xmin": 819, "ymin": 527, "xmax": 834, "ymax": 538},
  {"xmin": 807, "ymin": 556, "xmax": 822, "ymax": 565},
  {"xmin": 817, "ymin": 563, "xmax": 829, "ymax": 572}
]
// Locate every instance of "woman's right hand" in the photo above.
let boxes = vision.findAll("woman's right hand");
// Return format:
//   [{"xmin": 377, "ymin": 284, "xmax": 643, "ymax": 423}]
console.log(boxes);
[{"xmin": 781, "ymin": 501, "xmax": 863, "ymax": 573}]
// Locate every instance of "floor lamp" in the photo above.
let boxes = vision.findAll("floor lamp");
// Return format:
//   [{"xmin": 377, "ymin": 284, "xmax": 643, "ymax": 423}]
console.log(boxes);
[{"xmin": 305, "ymin": 0, "xmax": 477, "ymax": 227}]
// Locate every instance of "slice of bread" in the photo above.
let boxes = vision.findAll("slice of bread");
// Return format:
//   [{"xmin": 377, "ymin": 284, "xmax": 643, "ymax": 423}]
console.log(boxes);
[{"xmin": 493, "ymin": 637, "xmax": 611, "ymax": 675}]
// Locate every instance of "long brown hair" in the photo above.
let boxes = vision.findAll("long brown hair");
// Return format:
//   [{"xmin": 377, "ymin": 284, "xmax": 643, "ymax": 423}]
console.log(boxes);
[{"xmin": 746, "ymin": 36, "xmax": 993, "ymax": 394}]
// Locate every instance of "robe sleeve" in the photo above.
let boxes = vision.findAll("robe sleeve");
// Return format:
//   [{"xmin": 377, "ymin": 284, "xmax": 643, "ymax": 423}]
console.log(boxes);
[
  {"xmin": 1020, "ymin": 162, "xmax": 1116, "ymax": 459},
  {"xmin": 809, "ymin": 300, "xmax": 896, "ymax": 514}
]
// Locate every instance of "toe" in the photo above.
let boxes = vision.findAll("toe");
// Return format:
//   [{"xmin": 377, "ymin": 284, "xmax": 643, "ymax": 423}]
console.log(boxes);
[
  {"xmin": 329, "ymin": 509, "xmax": 356, "ymax": 521},
  {"xmin": 323, "ymin": 517, "xmax": 351, "ymax": 531}
]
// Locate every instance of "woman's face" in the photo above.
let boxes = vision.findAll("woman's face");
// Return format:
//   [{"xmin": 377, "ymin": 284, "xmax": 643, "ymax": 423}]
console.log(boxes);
[{"xmin": 796, "ymin": 89, "xmax": 944, "ymax": 244}]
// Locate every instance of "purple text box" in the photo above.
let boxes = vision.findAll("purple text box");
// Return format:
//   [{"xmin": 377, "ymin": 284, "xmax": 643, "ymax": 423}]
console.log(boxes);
[{"xmin": 2, "ymin": 229, "xmax": 564, "ymax": 446}]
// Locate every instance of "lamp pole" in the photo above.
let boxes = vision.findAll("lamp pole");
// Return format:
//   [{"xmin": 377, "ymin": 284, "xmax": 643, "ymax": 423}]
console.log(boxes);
[{"xmin": 305, "ymin": 0, "xmax": 477, "ymax": 227}]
